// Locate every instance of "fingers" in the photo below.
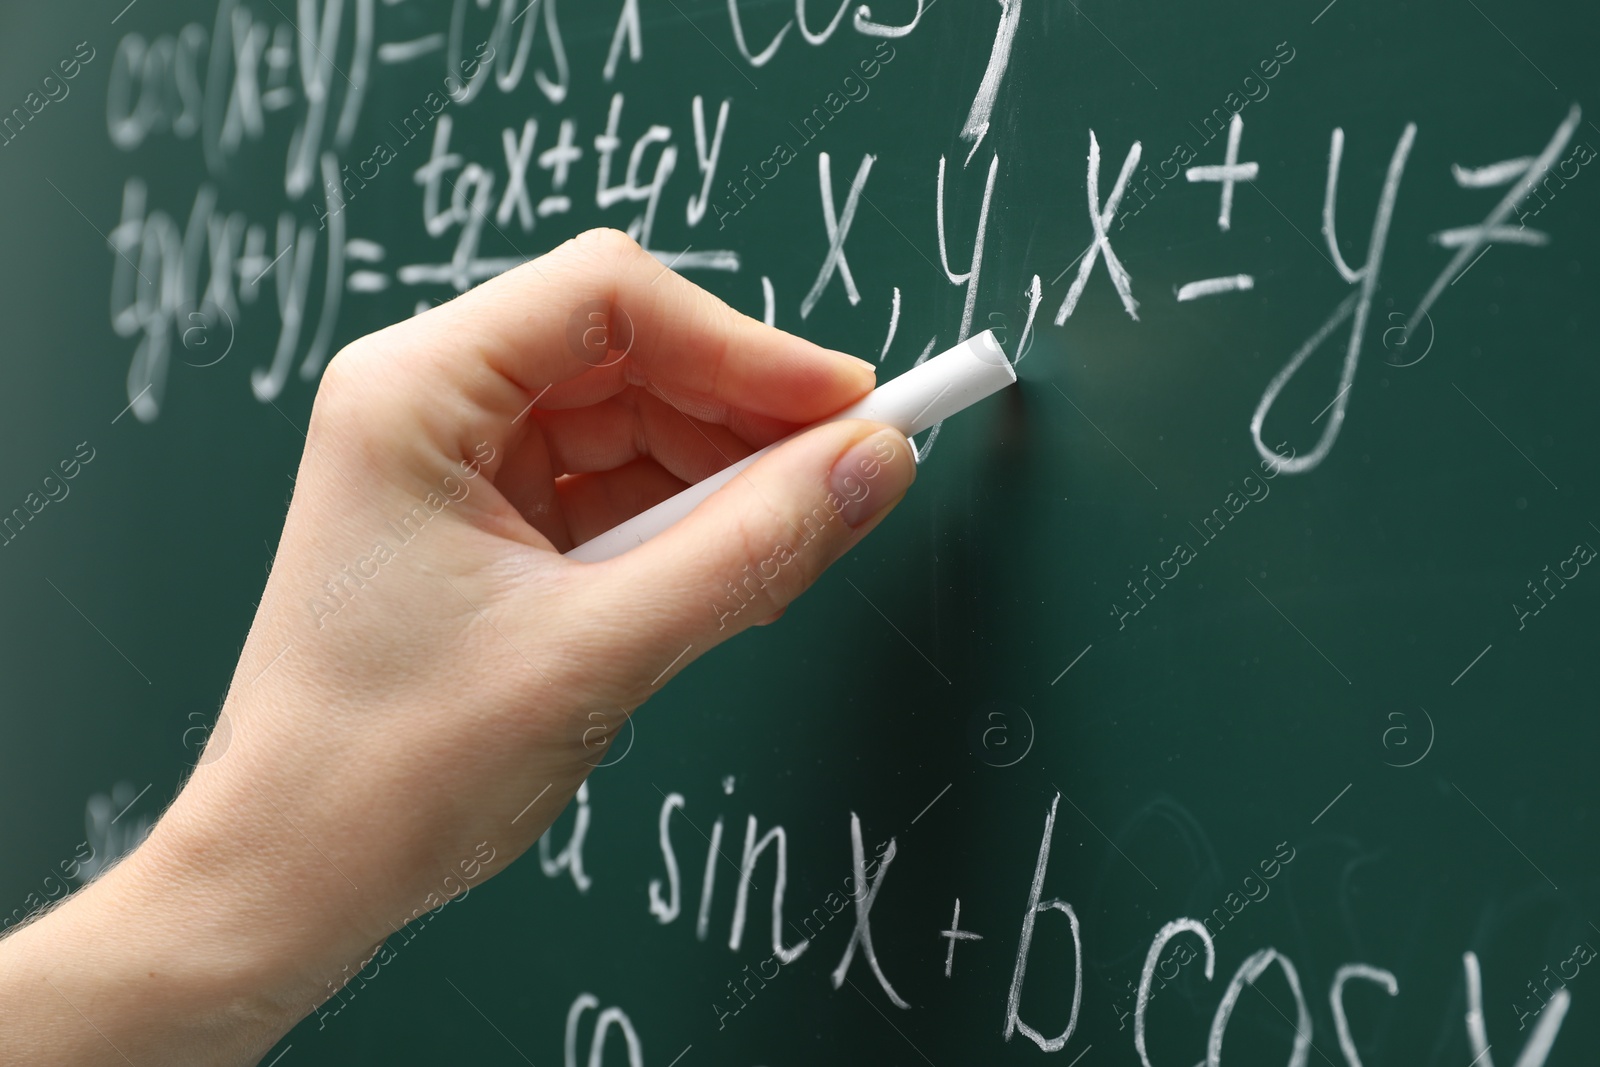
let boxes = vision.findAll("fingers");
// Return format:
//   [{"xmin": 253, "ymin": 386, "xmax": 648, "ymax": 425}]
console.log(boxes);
[
  {"xmin": 493, "ymin": 426, "xmax": 699, "ymax": 550},
  {"xmin": 490, "ymin": 416, "xmax": 563, "ymax": 548},
  {"xmin": 533, "ymin": 389, "xmax": 756, "ymax": 483},
  {"xmin": 494, "ymin": 390, "xmax": 784, "ymax": 544},
  {"xmin": 404, "ymin": 228, "xmax": 877, "ymax": 437},
  {"xmin": 555, "ymin": 458, "xmax": 689, "ymax": 547},
  {"xmin": 576, "ymin": 420, "xmax": 918, "ymax": 691}
]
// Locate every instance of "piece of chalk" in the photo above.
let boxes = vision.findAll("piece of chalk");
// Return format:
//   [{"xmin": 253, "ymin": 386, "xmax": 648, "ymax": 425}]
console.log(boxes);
[{"xmin": 564, "ymin": 329, "xmax": 1016, "ymax": 563}]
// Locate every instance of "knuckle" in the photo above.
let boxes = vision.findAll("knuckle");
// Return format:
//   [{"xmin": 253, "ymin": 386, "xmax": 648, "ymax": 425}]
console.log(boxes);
[
  {"xmin": 787, "ymin": 497, "xmax": 851, "ymax": 587},
  {"xmin": 319, "ymin": 340, "xmax": 367, "ymax": 392},
  {"xmin": 722, "ymin": 494, "xmax": 847, "ymax": 618},
  {"xmin": 569, "ymin": 226, "xmax": 645, "ymax": 267},
  {"xmin": 308, "ymin": 340, "xmax": 395, "ymax": 446},
  {"xmin": 309, "ymin": 343, "xmax": 365, "ymax": 423},
  {"xmin": 709, "ymin": 517, "xmax": 784, "ymax": 630}
]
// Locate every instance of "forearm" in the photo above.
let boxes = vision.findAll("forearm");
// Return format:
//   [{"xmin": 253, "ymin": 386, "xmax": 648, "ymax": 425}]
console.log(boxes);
[
  {"xmin": 0, "ymin": 584, "xmax": 558, "ymax": 1062},
  {"xmin": 0, "ymin": 787, "xmax": 376, "ymax": 1064}
]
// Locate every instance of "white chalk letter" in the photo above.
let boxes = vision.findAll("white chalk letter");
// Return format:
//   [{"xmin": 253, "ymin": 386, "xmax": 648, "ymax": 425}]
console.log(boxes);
[
  {"xmin": 1004, "ymin": 793, "xmax": 1084, "ymax": 1052},
  {"xmin": 729, "ymin": 815, "xmax": 809, "ymax": 964},
  {"xmin": 1330, "ymin": 963, "xmax": 1397, "ymax": 1067},
  {"xmin": 801, "ymin": 152, "xmax": 875, "ymax": 318},
  {"xmin": 1056, "ymin": 131, "xmax": 1142, "ymax": 324},
  {"xmin": 1464, "ymin": 951, "xmax": 1569, "ymax": 1067},
  {"xmin": 830, "ymin": 812, "xmax": 908, "ymax": 1007},
  {"xmin": 1135, "ymin": 919, "xmax": 1216, "ymax": 1067},
  {"xmin": 648, "ymin": 792, "xmax": 685, "ymax": 923}
]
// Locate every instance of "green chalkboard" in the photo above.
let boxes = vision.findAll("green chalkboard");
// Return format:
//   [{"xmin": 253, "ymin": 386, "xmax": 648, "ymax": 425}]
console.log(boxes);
[{"xmin": 3, "ymin": 0, "xmax": 1598, "ymax": 1064}]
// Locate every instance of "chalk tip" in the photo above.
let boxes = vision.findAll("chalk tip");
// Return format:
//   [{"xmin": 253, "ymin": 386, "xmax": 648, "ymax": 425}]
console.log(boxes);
[{"xmin": 971, "ymin": 329, "xmax": 1018, "ymax": 383}]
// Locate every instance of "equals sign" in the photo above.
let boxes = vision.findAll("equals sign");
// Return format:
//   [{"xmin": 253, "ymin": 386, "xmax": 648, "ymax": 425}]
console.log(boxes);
[{"xmin": 347, "ymin": 238, "xmax": 389, "ymax": 293}]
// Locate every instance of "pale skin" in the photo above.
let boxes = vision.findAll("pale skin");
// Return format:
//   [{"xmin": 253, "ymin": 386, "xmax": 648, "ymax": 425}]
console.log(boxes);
[{"xmin": 0, "ymin": 228, "xmax": 917, "ymax": 1065}]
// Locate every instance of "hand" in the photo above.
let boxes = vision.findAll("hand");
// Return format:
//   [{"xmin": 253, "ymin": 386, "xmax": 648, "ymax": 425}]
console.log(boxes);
[{"xmin": 0, "ymin": 228, "xmax": 917, "ymax": 1064}]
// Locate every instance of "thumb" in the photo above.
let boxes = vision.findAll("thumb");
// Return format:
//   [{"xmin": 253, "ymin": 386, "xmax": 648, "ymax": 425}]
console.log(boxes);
[{"xmin": 591, "ymin": 419, "xmax": 916, "ymax": 682}]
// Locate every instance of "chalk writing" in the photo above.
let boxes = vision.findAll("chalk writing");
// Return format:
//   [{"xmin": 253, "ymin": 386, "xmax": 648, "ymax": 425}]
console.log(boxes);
[{"xmin": 82, "ymin": 8, "xmax": 1595, "ymax": 1063}]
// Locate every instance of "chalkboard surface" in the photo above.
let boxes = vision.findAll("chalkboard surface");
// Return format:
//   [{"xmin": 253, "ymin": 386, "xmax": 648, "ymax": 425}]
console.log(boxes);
[{"xmin": 3, "ymin": 1, "xmax": 1598, "ymax": 1064}]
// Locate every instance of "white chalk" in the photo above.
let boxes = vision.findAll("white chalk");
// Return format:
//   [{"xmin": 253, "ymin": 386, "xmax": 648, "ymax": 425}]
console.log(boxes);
[{"xmin": 564, "ymin": 329, "xmax": 1016, "ymax": 562}]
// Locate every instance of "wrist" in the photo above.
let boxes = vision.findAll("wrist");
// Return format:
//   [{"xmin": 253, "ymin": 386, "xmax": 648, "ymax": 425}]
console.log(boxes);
[{"xmin": 130, "ymin": 767, "xmax": 399, "ymax": 1023}]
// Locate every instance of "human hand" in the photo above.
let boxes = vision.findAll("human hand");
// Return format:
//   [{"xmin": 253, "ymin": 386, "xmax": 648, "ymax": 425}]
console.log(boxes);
[{"xmin": 0, "ymin": 228, "xmax": 916, "ymax": 1064}]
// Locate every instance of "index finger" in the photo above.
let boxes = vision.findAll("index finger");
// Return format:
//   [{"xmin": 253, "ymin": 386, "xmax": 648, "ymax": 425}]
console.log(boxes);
[{"xmin": 410, "ymin": 228, "xmax": 878, "ymax": 426}]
